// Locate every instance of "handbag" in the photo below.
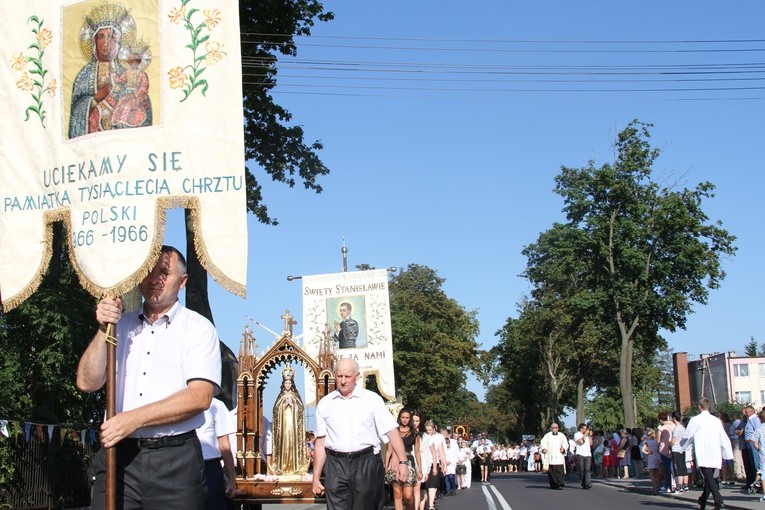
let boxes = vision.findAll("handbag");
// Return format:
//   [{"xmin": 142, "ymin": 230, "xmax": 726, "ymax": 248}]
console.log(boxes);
[
  {"xmin": 384, "ymin": 461, "xmax": 417, "ymax": 484},
  {"xmin": 617, "ymin": 449, "xmax": 627, "ymax": 458}
]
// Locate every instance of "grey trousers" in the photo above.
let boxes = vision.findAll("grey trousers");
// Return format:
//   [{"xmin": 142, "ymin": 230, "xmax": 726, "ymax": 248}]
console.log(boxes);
[
  {"xmin": 90, "ymin": 436, "xmax": 206, "ymax": 510},
  {"xmin": 577, "ymin": 455, "xmax": 592, "ymax": 488},
  {"xmin": 323, "ymin": 451, "xmax": 384, "ymax": 510}
]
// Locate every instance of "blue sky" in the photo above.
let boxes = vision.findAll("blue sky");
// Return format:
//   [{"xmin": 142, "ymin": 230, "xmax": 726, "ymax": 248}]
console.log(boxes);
[{"xmin": 167, "ymin": 1, "xmax": 764, "ymax": 409}]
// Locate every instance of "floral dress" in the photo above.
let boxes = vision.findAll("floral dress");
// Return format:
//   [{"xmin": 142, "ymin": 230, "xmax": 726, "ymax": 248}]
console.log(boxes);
[{"xmin": 642, "ymin": 438, "xmax": 661, "ymax": 470}]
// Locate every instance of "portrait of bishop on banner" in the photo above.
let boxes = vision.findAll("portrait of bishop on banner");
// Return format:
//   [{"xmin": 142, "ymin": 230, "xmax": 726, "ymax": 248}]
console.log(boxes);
[{"xmin": 0, "ymin": 0, "xmax": 246, "ymax": 310}]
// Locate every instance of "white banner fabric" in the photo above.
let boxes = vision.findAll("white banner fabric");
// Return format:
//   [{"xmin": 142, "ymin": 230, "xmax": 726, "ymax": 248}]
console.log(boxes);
[
  {"xmin": 302, "ymin": 269, "xmax": 395, "ymax": 406},
  {"xmin": 0, "ymin": 0, "xmax": 246, "ymax": 310}
]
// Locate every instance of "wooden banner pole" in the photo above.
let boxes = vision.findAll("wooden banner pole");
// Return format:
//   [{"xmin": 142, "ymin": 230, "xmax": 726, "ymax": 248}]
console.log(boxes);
[{"xmin": 105, "ymin": 323, "xmax": 117, "ymax": 510}]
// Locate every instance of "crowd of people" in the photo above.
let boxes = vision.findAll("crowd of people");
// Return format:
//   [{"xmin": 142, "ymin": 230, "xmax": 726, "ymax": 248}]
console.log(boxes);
[
  {"xmin": 503, "ymin": 399, "xmax": 742, "ymax": 510},
  {"xmin": 377, "ymin": 398, "xmax": 743, "ymax": 510},
  {"xmin": 73, "ymin": 244, "xmax": 752, "ymax": 510},
  {"xmin": 373, "ymin": 410, "xmax": 580, "ymax": 510},
  {"xmin": 379, "ymin": 410, "xmax": 489, "ymax": 510}
]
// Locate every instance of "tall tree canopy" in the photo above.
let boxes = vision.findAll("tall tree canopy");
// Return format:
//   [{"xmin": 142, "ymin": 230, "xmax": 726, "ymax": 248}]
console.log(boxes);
[
  {"xmin": 388, "ymin": 264, "xmax": 482, "ymax": 427},
  {"xmin": 0, "ymin": 225, "xmax": 103, "ymax": 427},
  {"xmin": 522, "ymin": 222, "xmax": 614, "ymax": 425},
  {"xmin": 552, "ymin": 120, "xmax": 736, "ymax": 426},
  {"xmin": 187, "ymin": 0, "xmax": 334, "ymax": 320},
  {"xmin": 493, "ymin": 120, "xmax": 736, "ymax": 431},
  {"xmin": 239, "ymin": 0, "xmax": 334, "ymax": 224}
]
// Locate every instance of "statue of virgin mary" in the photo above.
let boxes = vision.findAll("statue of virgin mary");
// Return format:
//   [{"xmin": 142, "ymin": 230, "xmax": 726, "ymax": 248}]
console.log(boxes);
[{"xmin": 270, "ymin": 363, "xmax": 309, "ymax": 476}]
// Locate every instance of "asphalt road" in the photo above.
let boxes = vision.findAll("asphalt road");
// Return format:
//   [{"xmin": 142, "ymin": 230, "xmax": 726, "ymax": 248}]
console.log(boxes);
[
  {"xmin": 432, "ymin": 471, "xmax": 698, "ymax": 510},
  {"xmin": 253, "ymin": 471, "xmax": 763, "ymax": 510}
]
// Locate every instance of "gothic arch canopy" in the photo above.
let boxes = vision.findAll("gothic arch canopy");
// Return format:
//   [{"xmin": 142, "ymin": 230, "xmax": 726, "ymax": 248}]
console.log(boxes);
[{"xmin": 254, "ymin": 335, "xmax": 321, "ymax": 390}]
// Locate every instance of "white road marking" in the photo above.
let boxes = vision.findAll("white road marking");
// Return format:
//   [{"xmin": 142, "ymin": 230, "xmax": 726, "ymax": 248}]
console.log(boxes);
[
  {"xmin": 481, "ymin": 484, "xmax": 498, "ymax": 510},
  {"xmin": 490, "ymin": 484, "xmax": 513, "ymax": 510},
  {"xmin": 480, "ymin": 482, "xmax": 513, "ymax": 510}
]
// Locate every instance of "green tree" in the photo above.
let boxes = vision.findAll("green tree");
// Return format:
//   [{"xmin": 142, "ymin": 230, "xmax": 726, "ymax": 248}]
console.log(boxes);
[
  {"xmin": 239, "ymin": 0, "xmax": 334, "ymax": 224},
  {"xmin": 492, "ymin": 296, "xmax": 580, "ymax": 436},
  {"xmin": 631, "ymin": 347, "xmax": 675, "ymax": 426},
  {"xmin": 553, "ymin": 120, "xmax": 736, "ymax": 427},
  {"xmin": 585, "ymin": 390, "xmax": 624, "ymax": 432},
  {"xmin": 0, "ymin": 225, "xmax": 103, "ymax": 426},
  {"xmin": 0, "ymin": 225, "xmax": 103, "ymax": 506},
  {"xmin": 186, "ymin": 0, "xmax": 334, "ymax": 331},
  {"xmin": 480, "ymin": 384, "xmax": 518, "ymax": 442},
  {"xmin": 744, "ymin": 336, "xmax": 760, "ymax": 357},
  {"xmin": 522, "ymin": 222, "xmax": 616, "ymax": 425},
  {"xmin": 388, "ymin": 264, "xmax": 482, "ymax": 426}
]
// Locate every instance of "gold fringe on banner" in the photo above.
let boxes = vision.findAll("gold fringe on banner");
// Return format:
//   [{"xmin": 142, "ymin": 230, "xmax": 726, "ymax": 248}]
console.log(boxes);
[
  {"xmin": 0, "ymin": 213, "xmax": 55, "ymax": 312},
  {"xmin": 1, "ymin": 197, "xmax": 245, "ymax": 312},
  {"xmin": 364, "ymin": 368, "xmax": 397, "ymax": 402},
  {"xmin": 177, "ymin": 196, "xmax": 246, "ymax": 298}
]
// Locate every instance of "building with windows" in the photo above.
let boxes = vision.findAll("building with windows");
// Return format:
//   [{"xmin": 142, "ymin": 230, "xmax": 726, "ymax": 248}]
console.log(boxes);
[{"xmin": 672, "ymin": 351, "xmax": 765, "ymax": 411}]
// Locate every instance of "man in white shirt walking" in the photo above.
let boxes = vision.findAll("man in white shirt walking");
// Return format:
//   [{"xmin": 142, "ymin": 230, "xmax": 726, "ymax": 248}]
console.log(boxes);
[
  {"xmin": 680, "ymin": 397, "xmax": 733, "ymax": 510},
  {"xmin": 311, "ymin": 358, "xmax": 409, "ymax": 509},
  {"xmin": 574, "ymin": 423, "xmax": 593, "ymax": 490}
]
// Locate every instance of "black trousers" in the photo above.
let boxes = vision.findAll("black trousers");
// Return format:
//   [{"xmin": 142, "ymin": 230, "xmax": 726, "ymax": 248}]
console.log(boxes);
[
  {"xmin": 698, "ymin": 466, "xmax": 723, "ymax": 509},
  {"xmin": 547, "ymin": 464, "xmax": 565, "ymax": 489},
  {"xmin": 91, "ymin": 435, "xmax": 206, "ymax": 510},
  {"xmin": 324, "ymin": 451, "xmax": 384, "ymax": 510},
  {"xmin": 203, "ymin": 459, "xmax": 228, "ymax": 510},
  {"xmin": 577, "ymin": 455, "xmax": 592, "ymax": 488},
  {"xmin": 743, "ymin": 445, "xmax": 757, "ymax": 488}
]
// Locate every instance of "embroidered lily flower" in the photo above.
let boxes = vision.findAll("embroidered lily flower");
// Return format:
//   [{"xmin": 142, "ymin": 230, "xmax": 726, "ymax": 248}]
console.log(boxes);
[
  {"xmin": 168, "ymin": 66, "xmax": 186, "ymax": 89},
  {"xmin": 46, "ymin": 78, "xmax": 56, "ymax": 97},
  {"xmin": 205, "ymin": 41, "xmax": 226, "ymax": 65},
  {"xmin": 10, "ymin": 52, "xmax": 26, "ymax": 71},
  {"xmin": 203, "ymin": 9, "xmax": 221, "ymax": 30},
  {"xmin": 168, "ymin": 6, "xmax": 186, "ymax": 24},
  {"xmin": 37, "ymin": 28, "xmax": 52, "ymax": 50},
  {"xmin": 16, "ymin": 72, "xmax": 33, "ymax": 91}
]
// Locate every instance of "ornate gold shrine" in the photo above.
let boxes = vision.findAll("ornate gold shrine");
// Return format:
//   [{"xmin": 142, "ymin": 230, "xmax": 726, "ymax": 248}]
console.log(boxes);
[{"xmin": 233, "ymin": 311, "xmax": 336, "ymax": 508}]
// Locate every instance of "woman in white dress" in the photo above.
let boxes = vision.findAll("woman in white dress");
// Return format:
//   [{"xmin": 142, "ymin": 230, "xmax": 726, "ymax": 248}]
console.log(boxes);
[
  {"xmin": 528, "ymin": 443, "xmax": 539, "ymax": 472},
  {"xmin": 457, "ymin": 439, "xmax": 474, "ymax": 489},
  {"xmin": 423, "ymin": 421, "xmax": 447, "ymax": 510}
]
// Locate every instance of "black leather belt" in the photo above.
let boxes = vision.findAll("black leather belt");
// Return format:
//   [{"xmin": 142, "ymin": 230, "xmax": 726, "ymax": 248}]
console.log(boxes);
[
  {"xmin": 121, "ymin": 430, "xmax": 197, "ymax": 450},
  {"xmin": 326, "ymin": 446, "xmax": 373, "ymax": 459}
]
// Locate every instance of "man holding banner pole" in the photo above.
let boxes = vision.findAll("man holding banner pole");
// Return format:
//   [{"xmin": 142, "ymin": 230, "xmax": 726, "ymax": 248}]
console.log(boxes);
[{"xmin": 76, "ymin": 245, "xmax": 221, "ymax": 510}]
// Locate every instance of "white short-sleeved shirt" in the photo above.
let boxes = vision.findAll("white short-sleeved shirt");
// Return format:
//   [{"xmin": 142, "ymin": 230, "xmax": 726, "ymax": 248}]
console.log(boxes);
[
  {"xmin": 116, "ymin": 301, "xmax": 221, "ymax": 438},
  {"xmin": 671, "ymin": 424, "xmax": 686, "ymax": 453},
  {"xmin": 574, "ymin": 432, "xmax": 592, "ymax": 457},
  {"xmin": 476, "ymin": 442, "xmax": 491, "ymax": 457},
  {"xmin": 445, "ymin": 439, "xmax": 459, "ymax": 474},
  {"xmin": 429, "ymin": 432, "xmax": 446, "ymax": 463},
  {"xmin": 197, "ymin": 398, "xmax": 236, "ymax": 460},
  {"xmin": 315, "ymin": 385, "xmax": 396, "ymax": 454}
]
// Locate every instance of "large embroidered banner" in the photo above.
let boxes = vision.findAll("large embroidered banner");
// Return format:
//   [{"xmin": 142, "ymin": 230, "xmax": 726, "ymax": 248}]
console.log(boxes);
[
  {"xmin": 0, "ymin": 0, "xmax": 246, "ymax": 310},
  {"xmin": 302, "ymin": 270, "xmax": 395, "ymax": 405}
]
